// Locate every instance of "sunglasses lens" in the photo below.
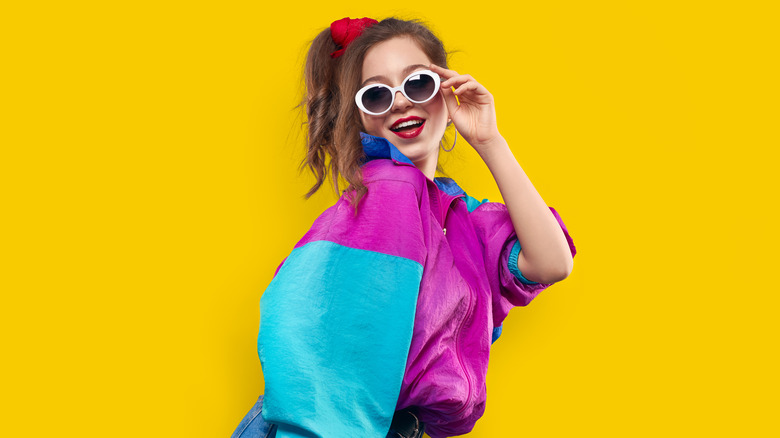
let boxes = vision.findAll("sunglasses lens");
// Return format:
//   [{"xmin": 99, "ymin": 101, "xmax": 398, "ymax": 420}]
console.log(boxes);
[
  {"xmin": 404, "ymin": 73, "xmax": 437, "ymax": 102},
  {"xmin": 361, "ymin": 86, "xmax": 393, "ymax": 114}
]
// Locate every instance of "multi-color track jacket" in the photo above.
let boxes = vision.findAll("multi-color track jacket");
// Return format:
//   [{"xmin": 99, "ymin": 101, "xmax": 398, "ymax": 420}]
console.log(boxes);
[{"xmin": 257, "ymin": 133, "xmax": 576, "ymax": 438}]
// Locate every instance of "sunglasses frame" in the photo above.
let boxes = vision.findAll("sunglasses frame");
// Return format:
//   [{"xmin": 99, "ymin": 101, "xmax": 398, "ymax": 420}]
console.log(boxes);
[{"xmin": 355, "ymin": 69, "xmax": 441, "ymax": 116}]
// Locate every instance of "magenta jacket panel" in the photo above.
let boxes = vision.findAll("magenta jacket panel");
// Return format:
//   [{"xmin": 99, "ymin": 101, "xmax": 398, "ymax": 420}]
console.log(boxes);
[{"xmin": 359, "ymin": 134, "xmax": 575, "ymax": 437}]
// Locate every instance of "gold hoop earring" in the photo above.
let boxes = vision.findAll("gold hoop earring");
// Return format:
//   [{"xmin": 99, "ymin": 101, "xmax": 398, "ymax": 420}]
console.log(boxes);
[{"xmin": 441, "ymin": 129, "xmax": 456, "ymax": 152}]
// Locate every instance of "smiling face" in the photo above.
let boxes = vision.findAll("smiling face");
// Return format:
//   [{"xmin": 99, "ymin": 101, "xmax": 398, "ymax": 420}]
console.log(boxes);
[{"xmin": 359, "ymin": 36, "xmax": 449, "ymax": 179}]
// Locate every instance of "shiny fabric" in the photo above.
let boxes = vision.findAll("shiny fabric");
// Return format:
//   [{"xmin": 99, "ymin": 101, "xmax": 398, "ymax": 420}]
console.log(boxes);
[{"xmin": 256, "ymin": 133, "xmax": 576, "ymax": 438}]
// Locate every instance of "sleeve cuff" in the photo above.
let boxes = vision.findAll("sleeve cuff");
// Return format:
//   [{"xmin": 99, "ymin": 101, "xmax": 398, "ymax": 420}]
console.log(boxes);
[{"xmin": 507, "ymin": 240, "xmax": 539, "ymax": 285}]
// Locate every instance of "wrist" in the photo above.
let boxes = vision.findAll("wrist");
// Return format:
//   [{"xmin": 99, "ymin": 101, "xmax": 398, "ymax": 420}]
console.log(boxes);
[{"xmin": 475, "ymin": 135, "xmax": 510, "ymax": 162}]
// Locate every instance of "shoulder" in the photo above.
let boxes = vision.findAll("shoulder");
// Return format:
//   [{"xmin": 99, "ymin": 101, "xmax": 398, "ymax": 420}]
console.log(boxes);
[{"xmin": 461, "ymin": 193, "xmax": 491, "ymax": 213}]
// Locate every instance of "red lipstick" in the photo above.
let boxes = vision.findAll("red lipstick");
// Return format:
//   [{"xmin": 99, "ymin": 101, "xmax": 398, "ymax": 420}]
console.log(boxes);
[{"xmin": 390, "ymin": 116, "xmax": 426, "ymax": 139}]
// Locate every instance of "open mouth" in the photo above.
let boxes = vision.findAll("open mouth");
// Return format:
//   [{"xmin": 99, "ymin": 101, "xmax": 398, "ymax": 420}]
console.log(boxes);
[{"xmin": 390, "ymin": 117, "xmax": 425, "ymax": 132}]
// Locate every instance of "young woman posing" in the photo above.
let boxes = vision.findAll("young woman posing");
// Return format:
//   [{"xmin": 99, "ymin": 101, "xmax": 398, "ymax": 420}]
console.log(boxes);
[{"xmin": 232, "ymin": 17, "xmax": 576, "ymax": 438}]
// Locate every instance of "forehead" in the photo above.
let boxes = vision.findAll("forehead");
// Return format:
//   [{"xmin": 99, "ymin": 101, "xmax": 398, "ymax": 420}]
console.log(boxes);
[{"xmin": 361, "ymin": 36, "xmax": 432, "ymax": 83}]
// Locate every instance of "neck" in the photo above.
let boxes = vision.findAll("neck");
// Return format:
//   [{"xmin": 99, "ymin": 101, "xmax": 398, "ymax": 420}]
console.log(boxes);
[{"xmin": 413, "ymin": 152, "xmax": 438, "ymax": 181}]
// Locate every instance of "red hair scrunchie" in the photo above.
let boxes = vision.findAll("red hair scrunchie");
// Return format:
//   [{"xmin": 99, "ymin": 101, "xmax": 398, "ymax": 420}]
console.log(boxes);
[{"xmin": 330, "ymin": 17, "xmax": 378, "ymax": 59}]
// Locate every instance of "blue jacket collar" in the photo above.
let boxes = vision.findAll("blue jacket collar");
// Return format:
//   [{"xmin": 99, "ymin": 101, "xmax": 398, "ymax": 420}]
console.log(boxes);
[
  {"xmin": 432, "ymin": 176, "xmax": 466, "ymax": 197},
  {"xmin": 359, "ymin": 132, "xmax": 466, "ymax": 197},
  {"xmin": 360, "ymin": 132, "xmax": 415, "ymax": 166}
]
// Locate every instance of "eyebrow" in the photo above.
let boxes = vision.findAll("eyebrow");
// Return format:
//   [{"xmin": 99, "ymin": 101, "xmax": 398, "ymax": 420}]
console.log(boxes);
[{"xmin": 360, "ymin": 64, "xmax": 431, "ymax": 88}]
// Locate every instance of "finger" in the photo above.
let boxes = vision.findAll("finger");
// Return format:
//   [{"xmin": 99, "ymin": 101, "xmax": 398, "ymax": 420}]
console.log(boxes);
[
  {"xmin": 453, "ymin": 82, "xmax": 479, "ymax": 95},
  {"xmin": 429, "ymin": 64, "xmax": 460, "ymax": 79},
  {"xmin": 439, "ymin": 84, "xmax": 460, "ymax": 118},
  {"xmin": 455, "ymin": 81, "xmax": 494, "ymax": 104},
  {"xmin": 441, "ymin": 74, "xmax": 474, "ymax": 89},
  {"xmin": 453, "ymin": 81, "xmax": 489, "ymax": 97}
]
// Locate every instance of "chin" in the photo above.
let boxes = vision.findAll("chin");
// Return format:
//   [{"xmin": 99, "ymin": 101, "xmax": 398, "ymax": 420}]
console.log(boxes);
[{"xmin": 405, "ymin": 144, "xmax": 440, "ymax": 164}]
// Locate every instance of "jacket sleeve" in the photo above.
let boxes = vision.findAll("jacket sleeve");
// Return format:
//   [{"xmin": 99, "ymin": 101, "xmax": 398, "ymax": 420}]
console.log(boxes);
[
  {"xmin": 468, "ymin": 200, "xmax": 576, "ymax": 336},
  {"xmin": 257, "ymin": 175, "xmax": 426, "ymax": 438}
]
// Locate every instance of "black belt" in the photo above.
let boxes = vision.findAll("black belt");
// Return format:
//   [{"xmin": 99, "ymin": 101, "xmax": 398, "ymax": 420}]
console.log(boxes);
[{"xmin": 387, "ymin": 409, "xmax": 425, "ymax": 438}]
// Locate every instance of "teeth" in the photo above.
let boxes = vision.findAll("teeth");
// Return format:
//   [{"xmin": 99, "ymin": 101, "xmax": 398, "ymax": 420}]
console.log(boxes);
[{"xmin": 393, "ymin": 119, "xmax": 423, "ymax": 130}]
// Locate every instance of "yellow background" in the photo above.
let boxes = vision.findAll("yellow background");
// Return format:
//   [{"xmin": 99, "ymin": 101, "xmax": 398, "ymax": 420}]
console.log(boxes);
[{"xmin": 2, "ymin": 1, "xmax": 778, "ymax": 436}]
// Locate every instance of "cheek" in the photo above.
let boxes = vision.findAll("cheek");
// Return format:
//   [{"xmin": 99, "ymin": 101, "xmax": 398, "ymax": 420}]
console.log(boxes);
[
  {"xmin": 360, "ymin": 114, "xmax": 383, "ymax": 135},
  {"xmin": 429, "ymin": 96, "xmax": 449, "ymax": 126}
]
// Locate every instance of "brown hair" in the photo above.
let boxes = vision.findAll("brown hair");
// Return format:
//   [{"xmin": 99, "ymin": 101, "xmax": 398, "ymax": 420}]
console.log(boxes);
[{"xmin": 300, "ymin": 18, "xmax": 449, "ymax": 211}]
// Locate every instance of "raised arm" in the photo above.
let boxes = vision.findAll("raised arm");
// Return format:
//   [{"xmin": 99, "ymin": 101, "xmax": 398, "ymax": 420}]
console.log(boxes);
[{"xmin": 431, "ymin": 64, "xmax": 573, "ymax": 284}]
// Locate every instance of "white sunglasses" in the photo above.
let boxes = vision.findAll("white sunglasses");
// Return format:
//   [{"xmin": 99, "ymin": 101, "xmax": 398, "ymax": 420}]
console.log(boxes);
[{"xmin": 355, "ymin": 69, "xmax": 441, "ymax": 115}]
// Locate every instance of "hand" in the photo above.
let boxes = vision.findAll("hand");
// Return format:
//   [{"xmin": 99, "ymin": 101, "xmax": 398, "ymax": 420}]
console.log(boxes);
[{"xmin": 430, "ymin": 64, "xmax": 502, "ymax": 151}]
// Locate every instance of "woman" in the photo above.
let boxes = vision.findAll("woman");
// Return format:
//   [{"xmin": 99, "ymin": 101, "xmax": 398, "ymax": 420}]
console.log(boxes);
[{"xmin": 232, "ymin": 17, "xmax": 576, "ymax": 438}]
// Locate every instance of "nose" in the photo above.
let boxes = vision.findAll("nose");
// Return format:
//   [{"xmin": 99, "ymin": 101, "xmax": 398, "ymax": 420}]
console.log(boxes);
[{"xmin": 391, "ymin": 90, "xmax": 413, "ymax": 112}]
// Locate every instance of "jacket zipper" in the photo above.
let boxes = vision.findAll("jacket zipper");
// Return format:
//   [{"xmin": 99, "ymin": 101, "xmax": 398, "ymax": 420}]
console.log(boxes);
[
  {"xmin": 387, "ymin": 157, "xmax": 475, "ymax": 415},
  {"xmin": 437, "ymin": 188, "xmax": 474, "ymax": 417},
  {"xmin": 438, "ymin": 189, "xmax": 463, "ymax": 236},
  {"xmin": 452, "ymin": 280, "xmax": 474, "ymax": 417}
]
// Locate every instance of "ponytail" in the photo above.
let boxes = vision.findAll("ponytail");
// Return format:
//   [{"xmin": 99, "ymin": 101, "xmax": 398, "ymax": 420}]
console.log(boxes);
[{"xmin": 301, "ymin": 29, "xmax": 343, "ymax": 200}]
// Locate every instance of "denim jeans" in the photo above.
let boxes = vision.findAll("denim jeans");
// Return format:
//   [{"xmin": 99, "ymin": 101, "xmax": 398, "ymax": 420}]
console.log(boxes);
[
  {"xmin": 231, "ymin": 395, "xmax": 277, "ymax": 438},
  {"xmin": 230, "ymin": 395, "xmax": 425, "ymax": 438}
]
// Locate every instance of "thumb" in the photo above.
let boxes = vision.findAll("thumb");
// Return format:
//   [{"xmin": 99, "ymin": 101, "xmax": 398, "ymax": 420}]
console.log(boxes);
[{"xmin": 440, "ymin": 85, "xmax": 459, "ymax": 119}]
